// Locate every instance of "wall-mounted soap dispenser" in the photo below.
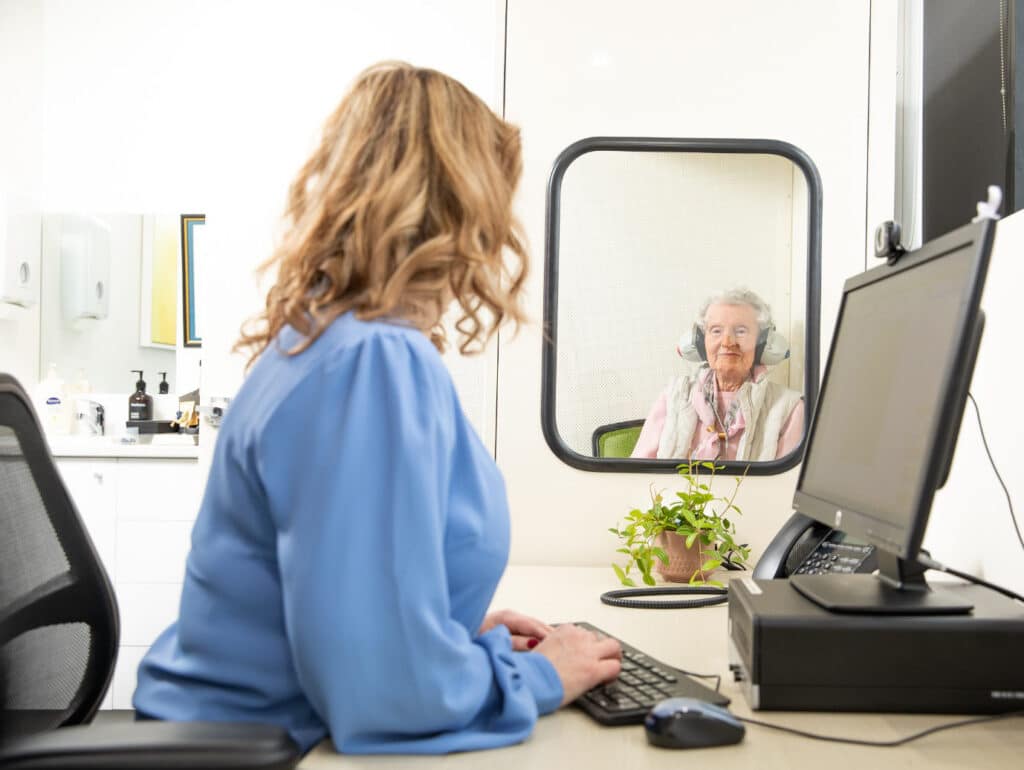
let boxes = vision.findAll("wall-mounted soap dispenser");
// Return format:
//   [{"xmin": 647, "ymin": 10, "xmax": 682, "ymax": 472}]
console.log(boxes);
[
  {"xmin": 60, "ymin": 214, "xmax": 111, "ymax": 321},
  {"xmin": 129, "ymin": 370, "xmax": 153, "ymax": 421},
  {"xmin": 0, "ymin": 190, "xmax": 41, "ymax": 310}
]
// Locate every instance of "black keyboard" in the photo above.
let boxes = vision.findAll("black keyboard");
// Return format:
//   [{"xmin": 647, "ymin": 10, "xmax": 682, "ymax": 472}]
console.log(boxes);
[{"xmin": 571, "ymin": 622, "xmax": 730, "ymax": 726}]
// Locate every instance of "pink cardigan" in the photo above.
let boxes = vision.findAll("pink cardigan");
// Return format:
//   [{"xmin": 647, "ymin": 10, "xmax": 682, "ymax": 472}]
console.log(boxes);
[{"xmin": 631, "ymin": 370, "xmax": 804, "ymax": 460}]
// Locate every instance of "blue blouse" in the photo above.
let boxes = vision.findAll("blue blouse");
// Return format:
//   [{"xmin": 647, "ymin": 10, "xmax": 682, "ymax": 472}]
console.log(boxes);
[{"xmin": 133, "ymin": 313, "xmax": 562, "ymax": 754}]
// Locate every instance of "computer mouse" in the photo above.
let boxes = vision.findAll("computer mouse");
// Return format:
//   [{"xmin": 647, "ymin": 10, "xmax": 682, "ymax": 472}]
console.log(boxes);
[{"xmin": 644, "ymin": 697, "xmax": 745, "ymax": 749}]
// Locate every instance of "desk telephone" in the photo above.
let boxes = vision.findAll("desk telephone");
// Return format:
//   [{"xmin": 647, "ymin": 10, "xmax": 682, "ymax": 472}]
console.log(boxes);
[{"xmin": 752, "ymin": 513, "xmax": 878, "ymax": 580}]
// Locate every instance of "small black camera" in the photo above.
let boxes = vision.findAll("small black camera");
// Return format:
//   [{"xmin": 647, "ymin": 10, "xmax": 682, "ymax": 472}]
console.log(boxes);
[{"xmin": 873, "ymin": 220, "xmax": 906, "ymax": 264}]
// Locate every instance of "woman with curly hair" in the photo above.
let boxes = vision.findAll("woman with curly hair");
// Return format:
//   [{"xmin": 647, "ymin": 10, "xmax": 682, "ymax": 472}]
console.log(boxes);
[{"xmin": 133, "ymin": 62, "xmax": 620, "ymax": 755}]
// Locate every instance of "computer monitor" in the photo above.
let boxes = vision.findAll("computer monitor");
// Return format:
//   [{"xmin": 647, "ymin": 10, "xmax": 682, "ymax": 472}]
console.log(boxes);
[{"xmin": 790, "ymin": 219, "xmax": 995, "ymax": 615}]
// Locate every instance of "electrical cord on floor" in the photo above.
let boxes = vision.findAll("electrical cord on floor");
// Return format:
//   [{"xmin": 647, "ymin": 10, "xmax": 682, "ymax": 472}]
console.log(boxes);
[
  {"xmin": 967, "ymin": 392, "xmax": 1023, "ymax": 553},
  {"xmin": 737, "ymin": 710, "xmax": 1024, "ymax": 747}
]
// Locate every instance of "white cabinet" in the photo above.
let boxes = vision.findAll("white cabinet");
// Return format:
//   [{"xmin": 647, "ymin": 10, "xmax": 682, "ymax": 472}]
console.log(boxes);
[
  {"xmin": 55, "ymin": 455, "xmax": 202, "ymax": 709},
  {"xmin": 55, "ymin": 459, "xmax": 117, "ymax": 579}
]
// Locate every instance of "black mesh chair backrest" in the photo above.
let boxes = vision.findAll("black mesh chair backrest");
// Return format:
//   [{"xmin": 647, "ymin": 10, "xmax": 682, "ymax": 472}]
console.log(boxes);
[{"xmin": 0, "ymin": 373, "xmax": 118, "ymax": 740}]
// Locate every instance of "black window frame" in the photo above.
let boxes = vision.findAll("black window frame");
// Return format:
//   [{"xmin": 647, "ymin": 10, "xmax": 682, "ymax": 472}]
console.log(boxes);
[{"xmin": 540, "ymin": 136, "xmax": 823, "ymax": 475}]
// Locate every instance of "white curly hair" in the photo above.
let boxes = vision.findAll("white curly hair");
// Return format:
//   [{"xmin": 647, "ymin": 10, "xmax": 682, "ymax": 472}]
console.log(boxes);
[{"xmin": 694, "ymin": 287, "xmax": 773, "ymax": 330}]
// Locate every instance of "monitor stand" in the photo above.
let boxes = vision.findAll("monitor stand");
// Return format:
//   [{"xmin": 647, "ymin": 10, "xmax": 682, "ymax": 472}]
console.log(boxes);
[{"xmin": 790, "ymin": 551, "xmax": 974, "ymax": 615}]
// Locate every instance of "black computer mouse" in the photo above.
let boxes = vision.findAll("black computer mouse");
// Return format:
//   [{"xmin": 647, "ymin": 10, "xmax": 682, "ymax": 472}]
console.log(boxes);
[{"xmin": 644, "ymin": 697, "xmax": 746, "ymax": 749}]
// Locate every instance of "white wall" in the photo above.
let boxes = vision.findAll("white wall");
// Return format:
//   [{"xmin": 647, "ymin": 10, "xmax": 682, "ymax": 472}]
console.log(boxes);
[
  {"xmin": 0, "ymin": 0, "xmax": 44, "ymax": 387},
  {"xmin": 185, "ymin": 0, "xmax": 504, "ymax": 449},
  {"xmin": 925, "ymin": 214, "xmax": 1024, "ymax": 594},
  {"xmin": 33, "ymin": 0, "xmax": 504, "ymax": 453},
  {"xmin": 500, "ymin": 0, "xmax": 872, "ymax": 566}
]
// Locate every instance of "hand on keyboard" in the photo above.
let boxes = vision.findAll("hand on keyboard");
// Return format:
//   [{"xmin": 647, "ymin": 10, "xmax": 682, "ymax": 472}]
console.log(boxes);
[
  {"xmin": 479, "ymin": 608, "xmax": 554, "ymax": 651},
  {"xmin": 533, "ymin": 624, "xmax": 623, "ymax": 706},
  {"xmin": 569, "ymin": 622, "xmax": 731, "ymax": 726}
]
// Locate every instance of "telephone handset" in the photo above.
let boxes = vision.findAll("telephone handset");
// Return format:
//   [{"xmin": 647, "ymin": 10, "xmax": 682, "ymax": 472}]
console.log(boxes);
[{"xmin": 752, "ymin": 512, "xmax": 878, "ymax": 580}]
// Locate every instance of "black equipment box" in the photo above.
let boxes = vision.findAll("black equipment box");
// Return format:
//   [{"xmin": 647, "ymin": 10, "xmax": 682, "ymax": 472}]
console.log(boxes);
[{"xmin": 727, "ymin": 576, "xmax": 1024, "ymax": 713}]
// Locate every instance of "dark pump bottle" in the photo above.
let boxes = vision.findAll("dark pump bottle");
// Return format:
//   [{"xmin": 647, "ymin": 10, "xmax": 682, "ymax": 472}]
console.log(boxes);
[
  {"xmin": 157, "ymin": 371, "xmax": 169, "ymax": 394},
  {"xmin": 129, "ymin": 370, "xmax": 153, "ymax": 421}
]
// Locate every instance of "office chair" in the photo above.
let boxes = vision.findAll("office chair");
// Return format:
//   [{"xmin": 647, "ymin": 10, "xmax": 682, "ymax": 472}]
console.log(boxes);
[
  {"xmin": 591, "ymin": 419, "xmax": 645, "ymax": 458},
  {"xmin": 0, "ymin": 373, "xmax": 300, "ymax": 769}
]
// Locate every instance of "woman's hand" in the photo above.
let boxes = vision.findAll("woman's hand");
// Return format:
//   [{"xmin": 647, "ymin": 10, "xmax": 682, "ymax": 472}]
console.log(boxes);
[
  {"xmin": 479, "ymin": 609, "xmax": 554, "ymax": 651},
  {"xmin": 532, "ymin": 625, "xmax": 622, "ymax": 706}
]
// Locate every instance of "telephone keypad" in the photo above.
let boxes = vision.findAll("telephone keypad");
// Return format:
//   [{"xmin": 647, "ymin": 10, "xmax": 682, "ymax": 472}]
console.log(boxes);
[{"xmin": 793, "ymin": 539, "xmax": 875, "ymax": 575}]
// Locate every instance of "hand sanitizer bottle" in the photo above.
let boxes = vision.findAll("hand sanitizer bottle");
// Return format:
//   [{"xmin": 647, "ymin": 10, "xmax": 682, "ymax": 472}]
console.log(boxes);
[
  {"xmin": 34, "ymin": 363, "xmax": 69, "ymax": 435},
  {"xmin": 129, "ymin": 370, "xmax": 153, "ymax": 421}
]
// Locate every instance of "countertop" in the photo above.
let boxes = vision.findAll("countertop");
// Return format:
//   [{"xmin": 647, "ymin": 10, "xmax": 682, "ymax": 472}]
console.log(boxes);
[{"xmin": 46, "ymin": 434, "xmax": 200, "ymax": 459}]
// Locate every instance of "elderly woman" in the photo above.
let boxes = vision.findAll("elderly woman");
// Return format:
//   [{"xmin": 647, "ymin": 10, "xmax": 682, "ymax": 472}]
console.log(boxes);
[{"xmin": 631, "ymin": 288, "xmax": 804, "ymax": 461}]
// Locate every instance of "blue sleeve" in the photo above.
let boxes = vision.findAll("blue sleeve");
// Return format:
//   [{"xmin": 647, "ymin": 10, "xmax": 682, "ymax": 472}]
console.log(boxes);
[{"xmin": 257, "ymin": 333, "xmax": 562, "ymax": 754}]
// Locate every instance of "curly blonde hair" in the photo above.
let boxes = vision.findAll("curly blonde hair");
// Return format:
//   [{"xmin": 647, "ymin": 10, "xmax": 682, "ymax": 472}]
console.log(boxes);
[{"xmin": 237, "ymin": 61, "xmax": 528, "ymax": 366}]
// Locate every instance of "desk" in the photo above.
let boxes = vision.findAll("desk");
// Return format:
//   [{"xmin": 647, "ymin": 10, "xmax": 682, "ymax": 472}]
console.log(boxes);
[{"xmin": 298, "ymin": 566, "xmax": 1022, "ymax": 768}]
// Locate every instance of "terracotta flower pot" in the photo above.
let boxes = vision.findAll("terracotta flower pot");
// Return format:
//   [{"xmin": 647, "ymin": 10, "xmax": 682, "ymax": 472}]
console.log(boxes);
[{"xmin": 654, "ymin": 531, "xmax": 718, "ymax": 583}]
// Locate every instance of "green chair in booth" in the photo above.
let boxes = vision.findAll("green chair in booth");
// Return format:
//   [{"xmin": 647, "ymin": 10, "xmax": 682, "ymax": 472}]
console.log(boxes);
[{"xmin": 591, "ymin": 419, "xmax": 646, "ymax": 458}]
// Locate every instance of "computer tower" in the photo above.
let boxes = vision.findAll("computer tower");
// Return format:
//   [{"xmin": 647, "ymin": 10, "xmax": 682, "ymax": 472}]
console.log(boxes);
[{"xmin": 727, "ymin": 576, "xmax": 1024, "ymax": 713}]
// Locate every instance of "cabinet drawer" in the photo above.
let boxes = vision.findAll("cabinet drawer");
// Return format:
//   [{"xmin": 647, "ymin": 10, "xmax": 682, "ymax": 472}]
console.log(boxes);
[
  {"xmin": 55, "ymin": 458, "xmax": 118, "ymax": 579},
  {"xmin": 116, "ymin": 520, "xmax": 193, "ymax": 583},
  {"xmin": 116, "ymin": 583, "xmax": 182, "ymax": 646},
  {"xmin": 116, "ymin": 459, "xmax": 202, "ymax": 522},
  {"xmin": 111, "ymin": 646, "xmax": 148, "ymax": 710}
]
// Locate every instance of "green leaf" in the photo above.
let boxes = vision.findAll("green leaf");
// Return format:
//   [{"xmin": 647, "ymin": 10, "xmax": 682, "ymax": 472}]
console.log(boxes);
[
  {"xmin": 701, "ymin": 559, "xmax": 723, "ymax": 572},
  {"xmin": 612, "ymin": 563, "xmax": 630, "ymax": 586},
  {"xmin": 685, "ymin": 531, "xmax": 698, "ymax": 549},
  {"xmin": 652, "ymin": 546, "xmax": 669, "ymax": 565},
  {"xmin": 642, "ymin": 572, "xmax": 657, "ymax": 586},
  {"xmin": 616, "ymin": 548, "xmax": 631, "ymax": 555}
]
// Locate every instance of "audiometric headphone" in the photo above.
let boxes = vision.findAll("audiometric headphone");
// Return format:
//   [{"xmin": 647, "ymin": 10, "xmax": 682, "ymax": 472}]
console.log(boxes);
[{"xmin": 677, "ymin": 322, "xmax": 790, "ymax": 366}]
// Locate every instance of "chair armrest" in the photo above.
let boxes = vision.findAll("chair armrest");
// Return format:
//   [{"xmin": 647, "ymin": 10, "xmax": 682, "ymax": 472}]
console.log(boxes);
[{"xmin": 0, "ymin": 720, "xmax": 301, "ymax": 769}]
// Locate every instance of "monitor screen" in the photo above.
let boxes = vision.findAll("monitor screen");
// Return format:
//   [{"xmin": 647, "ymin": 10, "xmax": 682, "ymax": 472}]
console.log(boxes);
[{"xmin": 794, "ymin": 222, "xmax": 992, "ymax": 559}]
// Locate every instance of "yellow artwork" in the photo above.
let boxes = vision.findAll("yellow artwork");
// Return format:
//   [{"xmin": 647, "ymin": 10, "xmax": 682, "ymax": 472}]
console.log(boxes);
[{"xmin": 150, "ymin": 215, "xmax": 178, "ymax": 346}]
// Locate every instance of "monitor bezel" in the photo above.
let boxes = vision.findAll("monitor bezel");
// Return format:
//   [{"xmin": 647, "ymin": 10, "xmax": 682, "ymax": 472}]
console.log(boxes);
[{"xmin": 791, "ymin": 219, "xmax": 995, "ymax": 561}]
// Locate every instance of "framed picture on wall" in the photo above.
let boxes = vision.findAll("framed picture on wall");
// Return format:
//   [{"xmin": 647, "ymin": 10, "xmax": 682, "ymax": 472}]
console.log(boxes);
[{"xmin": 180, "ymin": 213, "xmax": 204, "ymax": 348}]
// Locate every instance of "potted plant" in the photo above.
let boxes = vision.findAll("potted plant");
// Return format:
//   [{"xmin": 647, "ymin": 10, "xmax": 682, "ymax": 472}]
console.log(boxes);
[{"xmin": 609, "ymin": 461, "xmax": 750, "ymax": 588}]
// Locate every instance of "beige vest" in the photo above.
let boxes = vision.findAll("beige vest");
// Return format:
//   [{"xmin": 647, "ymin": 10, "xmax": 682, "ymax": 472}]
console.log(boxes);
[{"xmin": 657, "ymin": 372, "xmax": 803, "ymax": 461}]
